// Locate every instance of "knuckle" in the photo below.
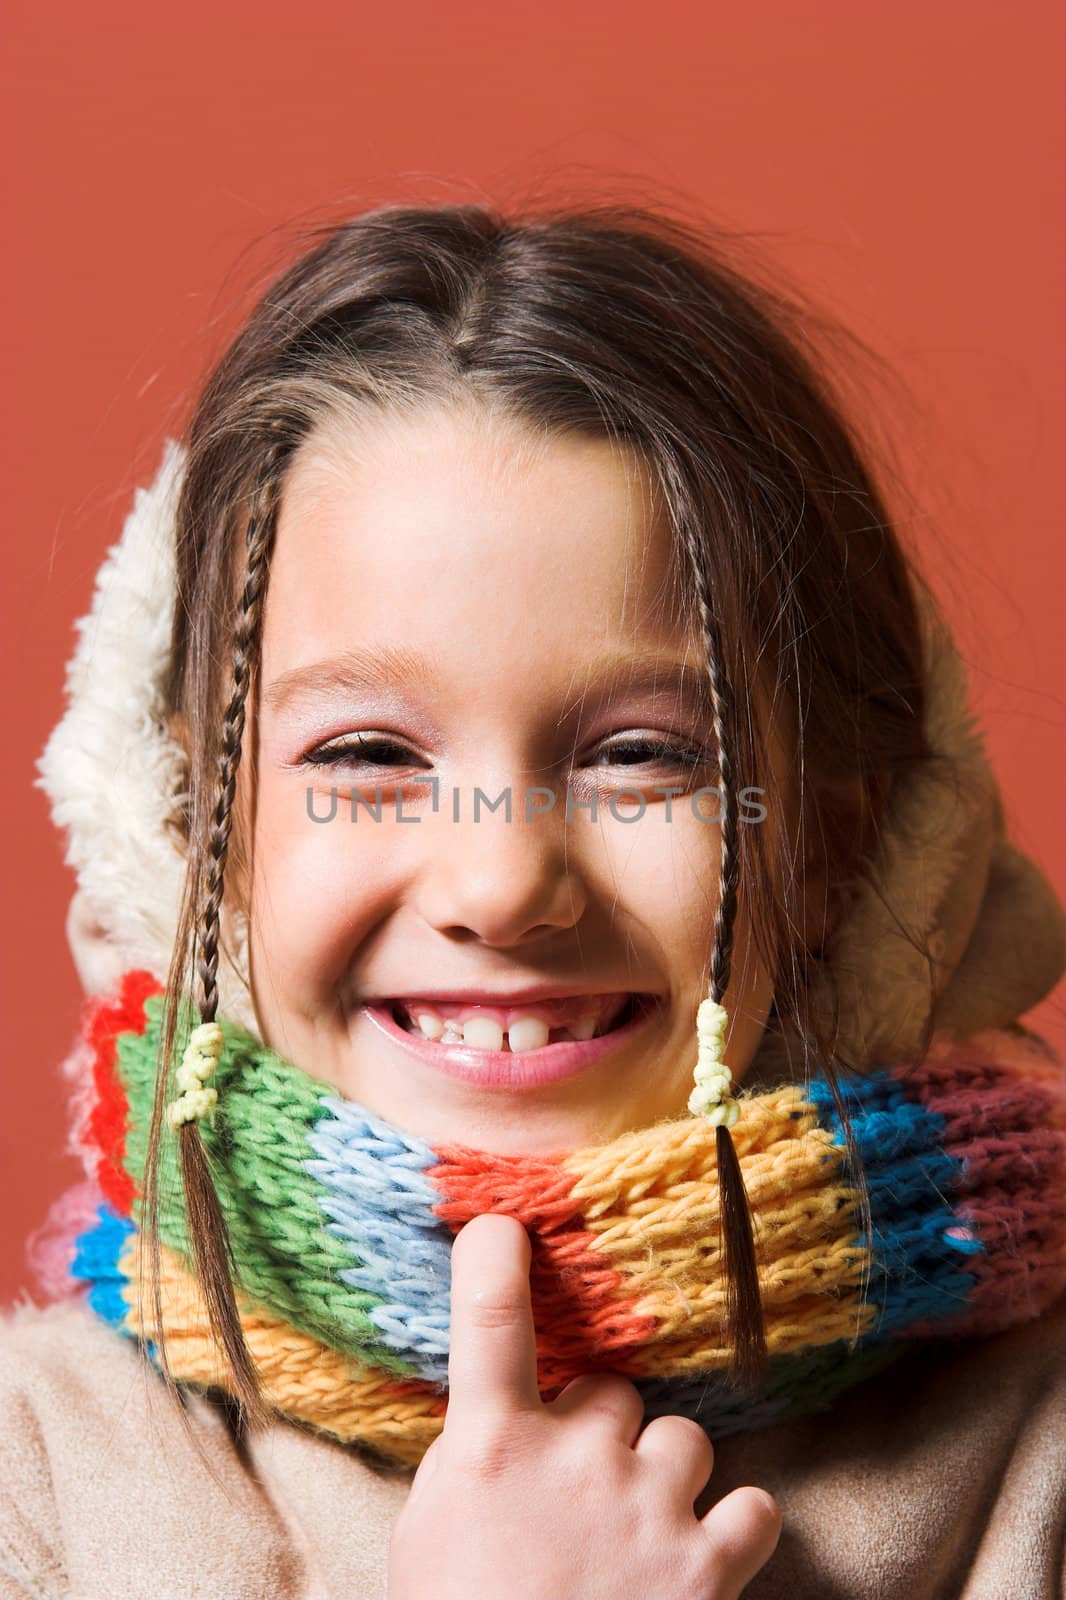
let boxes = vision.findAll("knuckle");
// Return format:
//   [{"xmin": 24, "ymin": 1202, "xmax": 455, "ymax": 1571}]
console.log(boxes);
[
  {"xmin": 465, "ymin": 1279, "xmax": 526, "ymax": 1329},
  {"xmin": 592, "ymin": 1369, "xmax": 641, "ymax": 1399},
  {"xmin": 732, "ymin": 1484, "xmax": 781, "ymax": 1530},
  {"xmin": 558, "ymin": 1369, "xmax": 641, "ymax": 1416},
  {"xmin": 642, "ymin": 1411, "xmax": 715, "ymax": 1461},
  {"xmin": 750, "ymin": 1487, "xmax": 782, "ymax": 1528},
  {"xmin": 681, "ymin": 1417, "xmax": 715, "ymax": 1463},
  {"xmin": 553, "ymin": 1371, "xmax": 596, "ymax": 1403},
  {"xmin": 700, "ymin": 1484, "xmax": 783, "ymax": 1575}
]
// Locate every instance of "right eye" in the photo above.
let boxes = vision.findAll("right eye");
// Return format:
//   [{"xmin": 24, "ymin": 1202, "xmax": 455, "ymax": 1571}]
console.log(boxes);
[{"xmin": 302, "ymin": 734, "xmax": 425, "ymax": 771}]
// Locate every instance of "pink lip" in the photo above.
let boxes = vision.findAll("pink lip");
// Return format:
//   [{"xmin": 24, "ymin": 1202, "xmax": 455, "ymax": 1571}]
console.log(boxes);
[
  {"xmin": 361, "ymin": 996, "xmax": 661, "ymax": 1089},
  {"xmin": 361, "ymin": 984, "xmax": 633, "ymax": 1006}
]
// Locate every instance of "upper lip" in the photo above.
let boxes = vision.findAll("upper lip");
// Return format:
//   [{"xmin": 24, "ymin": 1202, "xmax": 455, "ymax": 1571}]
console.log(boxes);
[{"xmin": 360, "ymin": 985, "xmax": 654, "ymax": 1006}]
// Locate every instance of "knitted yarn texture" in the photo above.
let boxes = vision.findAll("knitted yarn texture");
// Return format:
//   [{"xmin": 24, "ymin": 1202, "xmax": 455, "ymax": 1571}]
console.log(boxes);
[{"xmin": 64, "ymin": 969, "xmax": 1066, "ymax": 1471}]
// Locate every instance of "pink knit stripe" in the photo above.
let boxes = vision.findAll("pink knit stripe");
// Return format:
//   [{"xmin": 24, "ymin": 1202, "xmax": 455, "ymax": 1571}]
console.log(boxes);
[{"xmin": 894, "ymin": 1029, "xmax": 1066, "ymax": 1337}]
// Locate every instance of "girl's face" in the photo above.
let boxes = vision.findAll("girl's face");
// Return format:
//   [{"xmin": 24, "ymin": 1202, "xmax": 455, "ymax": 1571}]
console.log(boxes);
[{"xmin": 239, "ymin": 401, "xmax": 792, "ymax": 1154}]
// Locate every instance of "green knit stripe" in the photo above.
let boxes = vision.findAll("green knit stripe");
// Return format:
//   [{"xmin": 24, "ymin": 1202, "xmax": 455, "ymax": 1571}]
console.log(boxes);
[{"xmin": 115, "ymin": 991, "xmax": 417, "ymax": 1377}]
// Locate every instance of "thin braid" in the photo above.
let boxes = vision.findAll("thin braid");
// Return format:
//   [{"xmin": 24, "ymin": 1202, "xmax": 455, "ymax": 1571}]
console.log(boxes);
[
  {"xmin": 198, "ymin": 465, "xmax": 281, "ymax": 1023},
  {"xmin": 675, "ymin": 518, "xmax": 740, "ymax": 1006},
  {"xmin": 703, "ymin": 621, "xmax": 741, "ymax": 1014},
  {"xmin": 677, "ymin": 519, "xmax": 768, "ymax": 1389},
  {"xmin": 173, "ymin": 453, "xmax": 286, "ymax": 1430}
]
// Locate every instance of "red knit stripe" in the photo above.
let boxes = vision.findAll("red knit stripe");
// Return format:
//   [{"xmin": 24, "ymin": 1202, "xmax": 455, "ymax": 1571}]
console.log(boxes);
[
  {"xmin": 375, "ymin": 1374, "xmax": 449, "ymax": 1420},
  {"xmin": 84, "ymin": 969, "xmax": 164, "ymax": 1215},
  {"xmin": 429, "ymin": 1147, "xmax": 659, "ymax": 1395},
  {"xmin": 894, "ymin": 1029, "xmax": 1066, "ymax": 1335}
]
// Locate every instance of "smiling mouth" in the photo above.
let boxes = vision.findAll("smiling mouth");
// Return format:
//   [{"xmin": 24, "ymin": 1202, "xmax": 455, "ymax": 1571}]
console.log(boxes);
[
  {"xmin": 387, "ymin": 993, "xmax": 647, "ymax": 1053},
  {"xmin": 360, "ymin": 992, "xmax": 662, "ymax": 1091}
]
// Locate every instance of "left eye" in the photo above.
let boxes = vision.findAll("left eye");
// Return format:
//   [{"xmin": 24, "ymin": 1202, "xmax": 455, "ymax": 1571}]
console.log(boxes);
[{"xmin": 594, "ymin": 737, "xmax": 709, "ymax": 768}]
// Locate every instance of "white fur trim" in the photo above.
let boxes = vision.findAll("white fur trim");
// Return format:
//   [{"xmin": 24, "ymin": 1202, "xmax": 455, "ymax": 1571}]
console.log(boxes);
[{"xmin": 35, "ymin": 438, "xmax": 258, "ymax": 1035}]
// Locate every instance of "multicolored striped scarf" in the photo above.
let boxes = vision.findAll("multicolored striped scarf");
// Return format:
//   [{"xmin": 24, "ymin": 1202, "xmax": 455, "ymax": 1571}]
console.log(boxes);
[{"xmin": 63, "ymin": 968, "xmax": 1066, "ymax": 1471}]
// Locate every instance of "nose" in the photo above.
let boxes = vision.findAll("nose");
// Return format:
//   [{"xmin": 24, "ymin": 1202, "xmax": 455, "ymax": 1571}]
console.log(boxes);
[{"xmin": 411, "ymin": 797, "xmax": 589, "ymax": 949}]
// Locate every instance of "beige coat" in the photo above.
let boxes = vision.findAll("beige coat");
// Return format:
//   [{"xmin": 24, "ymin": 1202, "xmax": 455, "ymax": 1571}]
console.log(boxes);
[{"xmin": 2, "ymin": 1286, "xmax": 1065, "ymax": 1599}]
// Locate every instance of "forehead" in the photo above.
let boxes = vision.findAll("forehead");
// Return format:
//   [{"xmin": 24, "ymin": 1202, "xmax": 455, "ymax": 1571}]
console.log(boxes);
[{"xmin": 260, "ymin": 402, "xmax": 699, "ymax": 693}]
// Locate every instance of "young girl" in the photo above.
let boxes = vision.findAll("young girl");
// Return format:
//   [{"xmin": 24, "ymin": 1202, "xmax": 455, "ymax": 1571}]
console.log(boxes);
[{"xmin": 3, "ymin": 201, "xmax": 1065, "ymax": 1600}]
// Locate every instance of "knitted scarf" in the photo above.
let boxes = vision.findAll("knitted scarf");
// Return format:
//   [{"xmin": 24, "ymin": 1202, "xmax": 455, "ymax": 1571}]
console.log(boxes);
[{"xmin": 58, "ymin": 967, "xmax": 1066, "ymax": 1472}]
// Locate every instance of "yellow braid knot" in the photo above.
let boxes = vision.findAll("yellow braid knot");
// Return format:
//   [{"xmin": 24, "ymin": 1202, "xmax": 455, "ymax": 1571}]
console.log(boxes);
[
  {"xmin": 687, "ymin": 997, "xmax": 741, "ymax": 1126},
  {"xmin": 166, "ymin": 1021, "xmax": 224, "ymax": 1130}
]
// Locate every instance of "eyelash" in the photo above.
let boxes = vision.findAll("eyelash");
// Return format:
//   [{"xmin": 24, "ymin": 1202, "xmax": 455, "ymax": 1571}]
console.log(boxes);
[{"xmin": 302, "ymin": 733, "xmax": 712, "ymax": 773}]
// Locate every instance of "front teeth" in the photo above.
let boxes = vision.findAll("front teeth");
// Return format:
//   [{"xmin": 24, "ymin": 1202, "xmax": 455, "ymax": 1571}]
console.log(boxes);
[
  {"xmin": 460, "ymin": 1016, "xmax": 512, "ymax": 1051},
  {"xmin": 504, "ymin": 1017, "xmax": 550, "ymax": 1052},
  {"xmin": 409, "ymin": 1009, "xmax": 601, "ymax": 1052}
]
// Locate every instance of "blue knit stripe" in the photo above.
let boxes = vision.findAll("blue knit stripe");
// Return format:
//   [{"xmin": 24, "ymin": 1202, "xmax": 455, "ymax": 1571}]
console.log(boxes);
[
  {"xmin": 302, "ymin": 1095, "xmax": 454, "ymax": 1381},
  {"xmin": 807, "ymin": 1069, "xmax": 983, "ymax": 1334},
  {"xmin": 71, "ymin": 1203, "xmax": 138, "ymax": 1332}
]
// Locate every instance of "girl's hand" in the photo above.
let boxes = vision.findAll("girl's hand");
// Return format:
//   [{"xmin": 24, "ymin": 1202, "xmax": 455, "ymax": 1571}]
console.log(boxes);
[{"xmin": 386, "ymin": 1212, "xmax": 782, "ymax": 1600}]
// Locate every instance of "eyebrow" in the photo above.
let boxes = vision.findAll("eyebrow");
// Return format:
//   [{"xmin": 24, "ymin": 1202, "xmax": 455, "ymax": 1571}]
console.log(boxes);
[
  {"xmin": 264, "ymin": 647, "xmax": 436, "ymax": 714},
  {"xmin": 263, "ymin": 646, "xmax": 712, "ymax": 717}
]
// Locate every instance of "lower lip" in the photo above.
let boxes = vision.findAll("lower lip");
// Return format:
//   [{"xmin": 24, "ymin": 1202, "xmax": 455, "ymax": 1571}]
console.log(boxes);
[{"xmin": 360, "ymin": 997, "xmax": 661, "ymax": 1089}]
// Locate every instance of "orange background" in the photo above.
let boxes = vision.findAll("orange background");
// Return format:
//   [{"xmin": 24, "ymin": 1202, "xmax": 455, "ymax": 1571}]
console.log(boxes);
[{"xmin": 2, "ymin": 1, "xmax": 1064, "ymax": 1306}]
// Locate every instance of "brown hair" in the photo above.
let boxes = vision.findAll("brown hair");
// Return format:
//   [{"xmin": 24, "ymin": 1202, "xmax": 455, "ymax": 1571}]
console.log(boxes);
[{"xmin": 141, "ymin": 198, "xmax": 934, "ymax": 1435}]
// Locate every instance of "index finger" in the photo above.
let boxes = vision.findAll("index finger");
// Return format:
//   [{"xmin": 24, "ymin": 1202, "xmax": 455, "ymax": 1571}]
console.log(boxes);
[{"xmin": 445, "ymin": 1212, "xmax": 542, "ymax": 1424}]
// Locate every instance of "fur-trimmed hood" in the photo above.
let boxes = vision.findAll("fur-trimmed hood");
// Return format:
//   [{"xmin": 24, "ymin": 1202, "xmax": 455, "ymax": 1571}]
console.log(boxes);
[{"xmin": 35, "ymin": 439, "xmax": 1066, "ymax": 1072}]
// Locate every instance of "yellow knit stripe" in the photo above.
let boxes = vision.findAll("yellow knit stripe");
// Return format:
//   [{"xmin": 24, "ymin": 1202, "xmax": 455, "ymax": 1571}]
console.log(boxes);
[
  {"xmin": 117, "ymin": 1232, "xmax": 442, "ymax": 1467},
  {"xmin": 562, "ymin": 1087, "xmax": 876, "ymax": 1371}
]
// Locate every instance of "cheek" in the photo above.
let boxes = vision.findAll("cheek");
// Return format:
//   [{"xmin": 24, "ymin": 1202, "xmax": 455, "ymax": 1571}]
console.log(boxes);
[
  {"xmin": 604, "ymin": 808, "xmax": 768, "ymax": 1034},
  {"xmin": 248, "ymin": 782, "xmax": 403, "ymax": 1002},
  {"xmin": 599, "ymin": 807, "xmax": 724, "ymax": 953}
]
